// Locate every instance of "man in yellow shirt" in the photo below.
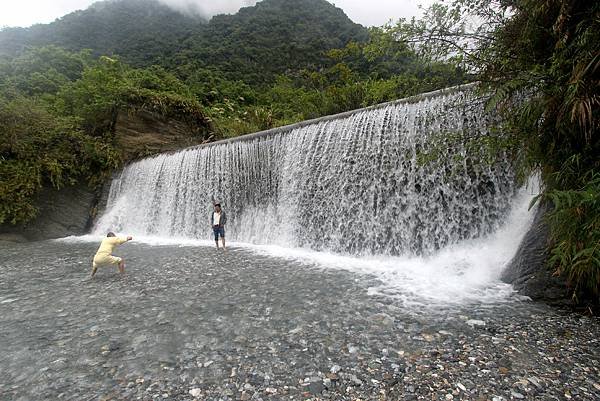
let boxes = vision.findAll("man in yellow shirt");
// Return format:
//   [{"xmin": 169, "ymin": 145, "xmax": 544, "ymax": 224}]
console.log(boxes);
[{"xmin": 91, "ymin": 232, "xmax": 133, "ymax": 277}]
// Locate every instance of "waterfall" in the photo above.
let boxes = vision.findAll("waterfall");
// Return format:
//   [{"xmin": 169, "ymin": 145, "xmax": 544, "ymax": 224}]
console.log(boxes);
[{"xmin": 95, "ymin": 85, "xmax": 519, "ymax": 258}]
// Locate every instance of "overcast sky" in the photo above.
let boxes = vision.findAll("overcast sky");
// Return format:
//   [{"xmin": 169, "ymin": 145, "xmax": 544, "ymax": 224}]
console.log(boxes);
[{"xmin": 0, "ymin": 0, "xmax": 436, "ymax": 29}]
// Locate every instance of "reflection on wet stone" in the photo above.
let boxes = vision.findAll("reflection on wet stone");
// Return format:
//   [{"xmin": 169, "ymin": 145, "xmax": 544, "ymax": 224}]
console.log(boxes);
[{"xmin": 1, "ymin": 240, "xmax": 600, "ymax": 400}]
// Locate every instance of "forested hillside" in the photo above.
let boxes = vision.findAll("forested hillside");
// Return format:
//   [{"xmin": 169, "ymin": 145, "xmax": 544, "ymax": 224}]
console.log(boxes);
[
  {"xmin": 0, "ymin": 0, "xmax": 204, "ymax": 65},
  {"xmin": 172, "ymin": 0, "xmax": 369, "ymax": 84},
  {"xmin": 0, "ymin": 0, "xmax": 368, "ymax": 85}
]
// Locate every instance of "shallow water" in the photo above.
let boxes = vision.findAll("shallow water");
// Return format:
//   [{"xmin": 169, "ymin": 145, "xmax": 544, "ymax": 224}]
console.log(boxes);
[{"xmin": 1, "ymin": 240, "xmax": 599, "ymax": 401}]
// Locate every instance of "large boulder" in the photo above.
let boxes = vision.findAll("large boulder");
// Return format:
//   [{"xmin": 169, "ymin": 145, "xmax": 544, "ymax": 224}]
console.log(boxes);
[
  {"xmin": 0, "ymin": 184, "xmax": 101, "ymax": 241},
  {"xmin": 114, "ymin": 109, "xmax": 214, "ymax": 160},
  {"xmin": 501, "ymin": 204, "xmax": 572, "ymax": 306}
]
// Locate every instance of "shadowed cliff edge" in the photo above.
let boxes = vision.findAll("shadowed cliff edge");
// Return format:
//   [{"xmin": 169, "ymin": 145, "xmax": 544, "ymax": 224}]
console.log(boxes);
[{"xmin": 501, "ymin": 204, "xmax": 571, "ymax": 307}]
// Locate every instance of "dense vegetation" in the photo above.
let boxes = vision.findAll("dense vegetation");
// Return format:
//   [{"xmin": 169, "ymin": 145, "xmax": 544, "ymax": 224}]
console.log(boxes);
[
  {"xmin": 398, "ymin": 0, "xmax": 599, "ymax": 304},
  {"xmin": 0, "ymin": 0, "xmax": 466, "ymax": 135},
  {"xmin": 0, "ymin": 0, "xmax": 368, "ymax": 86},
  {"xmin": 174, "ymin": 0, "xmax": 369, "ymax": 85},
  {"xmin": 201, "ymin": 24, "xmax": 467, "ymax": 137},
  {"xmin": 0, "ymin": 0, "xmax": 203, "ymax": 67}
]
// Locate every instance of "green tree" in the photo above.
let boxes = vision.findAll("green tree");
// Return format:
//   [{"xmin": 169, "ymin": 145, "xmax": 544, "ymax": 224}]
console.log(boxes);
[{"xmin": 0, "ymin": 96, "xmax": 119, "ymax": 224}]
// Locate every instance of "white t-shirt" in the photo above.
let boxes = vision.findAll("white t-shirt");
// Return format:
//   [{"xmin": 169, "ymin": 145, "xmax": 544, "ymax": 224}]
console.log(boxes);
[{"xmin": 213, "ymin": 212, "xmax": 221, "ymax": 226}]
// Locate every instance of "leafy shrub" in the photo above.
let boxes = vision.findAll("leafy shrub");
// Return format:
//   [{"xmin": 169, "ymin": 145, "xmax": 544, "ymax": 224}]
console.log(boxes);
[{"xmin": 0, "ymin": 97, "xmax": 119, "ymax": 224}]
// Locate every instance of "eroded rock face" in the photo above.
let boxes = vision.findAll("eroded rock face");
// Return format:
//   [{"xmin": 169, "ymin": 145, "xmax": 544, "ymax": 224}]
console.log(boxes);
[
  {"xmin": 501, "ymin": 205, "xmax": 571, "ymax": 306},
  {"xmin": 0, "ymin": 185, "xmax": 100, "ymax": 241},
  {"xmin": 114, "ymin": 110, "xmax": 214, "ymax": 160}
]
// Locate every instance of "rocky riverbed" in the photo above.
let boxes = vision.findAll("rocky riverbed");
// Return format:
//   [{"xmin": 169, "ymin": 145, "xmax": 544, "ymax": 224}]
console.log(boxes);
[{"xmin": 1, "ymin": 240, "xmax": 599, "ymax": 400}]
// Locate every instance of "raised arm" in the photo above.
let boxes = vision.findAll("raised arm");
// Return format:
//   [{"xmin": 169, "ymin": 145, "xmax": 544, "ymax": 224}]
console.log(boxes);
[{"xmin": 113, "ymin": 236, "xmax": 133, "ymax": 245}]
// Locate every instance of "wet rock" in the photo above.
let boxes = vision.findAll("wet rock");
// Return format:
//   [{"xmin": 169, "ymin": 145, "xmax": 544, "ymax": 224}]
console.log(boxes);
[
  {"xmin": 501, "ymin": 204, "xmax": 572, "ymax": 305},
  {"xmin": 465, "ymin": 319, "xmax": 485, "ymax": 327},
  {"xmin": 188, "ymin": 388, "xmax": 201, "ymax": 397},
  {"xmin": 348, "ymin": 375, "xmax": 363, "ymax": 386},
  {"xmin": 0, "ymin": 185, "xmax": 101, "ymax": 241},
  {"xmin": 0, "ymin": 233, "xmax": 28, "ymax": 243},
  {"xmin": 308, "ymin": 381, "xmax": 324, "ymax": 394},
  {"xmin": 498, "ymin": 357, "xmax": 511, "ymax": 370},
  {"xmin": 370, "ymin": 313, "xmax": 395, "ymax": 326}
]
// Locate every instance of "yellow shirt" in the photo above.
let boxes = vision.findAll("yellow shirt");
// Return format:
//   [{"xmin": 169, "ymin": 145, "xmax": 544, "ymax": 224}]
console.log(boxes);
[{"xmin": 95, "ymin": 236, "xmax": 128, "ymax": 256}]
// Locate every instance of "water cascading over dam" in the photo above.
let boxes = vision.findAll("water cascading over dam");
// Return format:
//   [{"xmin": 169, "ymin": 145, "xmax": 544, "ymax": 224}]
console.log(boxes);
[{"xmin": 95, "ymin": 85, "xmax": 524, "ymax": 259}]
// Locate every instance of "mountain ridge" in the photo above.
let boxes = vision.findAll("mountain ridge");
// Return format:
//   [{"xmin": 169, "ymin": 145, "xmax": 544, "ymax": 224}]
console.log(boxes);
[
  {"xmin": 0, "ymin": 0, "xmax": 368, "ymax": 84},
  {"xmin": 0, "ymin": 0, "xmax": 204, "ymax": 66}
]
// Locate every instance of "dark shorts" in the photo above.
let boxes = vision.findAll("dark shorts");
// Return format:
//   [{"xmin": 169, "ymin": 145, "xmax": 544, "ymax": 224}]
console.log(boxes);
[{"xmin": 213, "ymin": 226, "xmax": 225, "ymax": 240}]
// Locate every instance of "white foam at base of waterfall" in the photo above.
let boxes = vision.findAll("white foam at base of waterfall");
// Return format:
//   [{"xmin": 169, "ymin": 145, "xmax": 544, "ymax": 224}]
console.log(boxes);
[
  {"xmin": 238, "ymin": 181, "xmax": 537, "ymax": 308},
  {"xmin": 63, "ymin": 179, "xmax": 536, "ymax": 309}
]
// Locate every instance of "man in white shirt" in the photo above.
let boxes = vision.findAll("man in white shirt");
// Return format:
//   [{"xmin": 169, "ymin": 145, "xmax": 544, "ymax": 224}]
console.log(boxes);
[{"xmin": 210, "ymin": 202, "xmax": 227, "ymax": 250}]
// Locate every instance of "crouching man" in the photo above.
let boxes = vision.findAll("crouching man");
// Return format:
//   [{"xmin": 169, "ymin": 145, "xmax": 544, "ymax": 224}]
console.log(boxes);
[{"xmin": 91, "ymin": 232, "xmax": 133, "ymax": 277}]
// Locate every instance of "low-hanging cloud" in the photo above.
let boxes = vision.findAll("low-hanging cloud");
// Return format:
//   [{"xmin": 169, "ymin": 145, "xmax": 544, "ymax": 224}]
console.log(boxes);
[
  {"xmin": 157, "ymin": 0, "xmax": 259, "ymax": 19},
  {"xmin": 0, "ymin": 0, "xmax": 435, "ymax": 29}
]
